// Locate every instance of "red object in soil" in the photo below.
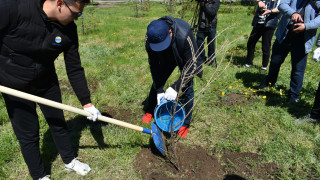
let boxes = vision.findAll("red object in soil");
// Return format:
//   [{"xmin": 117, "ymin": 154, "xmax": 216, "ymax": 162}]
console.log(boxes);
[
  {"xmin": 178, "ymin": 126, "xmax": 189, "ymax": 138},
  {"xmin": 142, "ymin": 113, "xmax": 153, "ymax": 123}
]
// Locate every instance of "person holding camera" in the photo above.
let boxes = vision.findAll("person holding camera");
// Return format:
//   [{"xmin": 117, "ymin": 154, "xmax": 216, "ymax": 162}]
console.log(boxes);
[
  {"xmin": 245, "ymin": 0, "xmax": 281, "ymax": 70},
  {"xmin": 196, "ymin": 0, "xmax": 220, "ymax": 66},
  {"xmin": 258, "ymin": 0, "xmax": 320, "ymax": 103},
  {"xmin": 142, "ymin": 16, "xmax": 202, "ymax": 138}
]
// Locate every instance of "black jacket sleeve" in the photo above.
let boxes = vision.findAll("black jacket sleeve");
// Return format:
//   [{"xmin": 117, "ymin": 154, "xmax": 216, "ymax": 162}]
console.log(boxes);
[
  {"xmin": 64, "ymin": 26, "xmax": 91, "ymax": 106},
  {"xmin": 205, "ymin": 0, "xmax": 220, "ymax": 18},
  {"xmin": 171, "ymin": 30, "xmax": 198, "ymax": 91},
  {"xmin": 0, "ymin": 0, "xmax": 11, "ymax": 34}
]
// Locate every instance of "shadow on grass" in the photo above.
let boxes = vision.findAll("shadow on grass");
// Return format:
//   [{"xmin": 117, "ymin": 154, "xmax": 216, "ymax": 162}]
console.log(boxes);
[
  {"xmin": 41, "ymin": 112, "xmax": 110, "ymax": 174},
  {"xmin": 236, "ymin": 71, "xmax": 314, "ymax": 118},
  {"xmin": 236, "ymin": 71, "xmax": 266, "ymax": 88}
]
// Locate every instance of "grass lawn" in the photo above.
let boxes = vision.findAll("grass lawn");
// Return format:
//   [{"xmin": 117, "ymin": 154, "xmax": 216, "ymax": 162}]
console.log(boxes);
[{"xmin": 1, "ymin": 1, "xmax": 320, "ymax": 179}]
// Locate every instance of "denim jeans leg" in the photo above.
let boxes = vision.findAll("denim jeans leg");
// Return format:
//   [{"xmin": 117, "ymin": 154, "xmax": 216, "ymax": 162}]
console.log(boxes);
[
  {"xmin": 196, "ymin": 31, "xmax": 207, "ymax": 63},
  {"xmin": 289, "ymin": 42, "xmax": 308, "ymax": 101},
  {"xmin": 180, "ymin": 79, "xmax": 194, "ymax": 127},
  {"xmin": 265, "ymin": 40, "xmax": 290, "ymax": 85},
  {"xmin": 207, "ymin": 28, "xmax": 216, "ymax": 64}
]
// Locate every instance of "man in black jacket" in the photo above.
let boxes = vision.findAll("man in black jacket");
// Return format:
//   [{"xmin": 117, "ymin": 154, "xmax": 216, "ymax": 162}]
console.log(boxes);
[
  {"xmin": 142, "ymin": 16, "xmax": 201, "ymax": 138},
  {"xmin": 196, "ymin": 0, "xmax": 220, "ymax": 66},
  {"xmin": 0, "ymin": 0, "xmax": 101, "ymax": 179}
]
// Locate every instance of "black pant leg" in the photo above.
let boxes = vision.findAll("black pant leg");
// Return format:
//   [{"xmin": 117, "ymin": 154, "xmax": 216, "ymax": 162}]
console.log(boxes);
[
  {"xmin": 246, "ymin": 24, "xmax": 264, "ymax": 65},
  {"xmin": 311, "ymin": 81, "xmax": 320, "ymax": 119},
  {"xmin": 2, "ymin": 93, "xmax": 46, "ymax": 180},
  {"xmin": 261, "ymin": 27, "xmax": 275, "ymax": 67},
  {"xmin": 38, "ymin": 83, "xmax": 75, "ymax": 164}
]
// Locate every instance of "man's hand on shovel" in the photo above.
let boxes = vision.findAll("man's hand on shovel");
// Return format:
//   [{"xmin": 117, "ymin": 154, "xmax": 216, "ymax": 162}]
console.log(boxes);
[{"xmin": 83, "ymin": 103, "xmax": 101, "ymax": 121}]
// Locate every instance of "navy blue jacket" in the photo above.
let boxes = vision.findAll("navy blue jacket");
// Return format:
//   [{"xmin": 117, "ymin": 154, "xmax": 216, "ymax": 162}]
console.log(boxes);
[{"xmin": 145, "ymin": 16, "xmax": 202, "ymax": 93}]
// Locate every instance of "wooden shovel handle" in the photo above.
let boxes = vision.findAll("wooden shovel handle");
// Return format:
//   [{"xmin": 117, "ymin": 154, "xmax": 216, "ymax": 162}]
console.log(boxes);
[{"xmin": 0, "ymin": 85, "xmax": 146, "ymax": 133}]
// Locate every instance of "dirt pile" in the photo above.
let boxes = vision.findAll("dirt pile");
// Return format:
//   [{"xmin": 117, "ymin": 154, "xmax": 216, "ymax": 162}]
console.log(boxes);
[{"xmin": 134, "ymin": 143, "xmax": 279, "ymax": 180}]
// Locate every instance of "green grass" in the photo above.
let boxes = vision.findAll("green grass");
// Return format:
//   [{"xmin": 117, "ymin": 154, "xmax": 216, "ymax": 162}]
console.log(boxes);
[{"xmin": 1, "ymin": 2, "xmax": 320, "ymax": 179}]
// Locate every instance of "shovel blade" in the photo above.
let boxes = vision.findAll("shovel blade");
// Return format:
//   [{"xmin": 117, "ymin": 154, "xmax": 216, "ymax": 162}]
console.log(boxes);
[{"xmin": 151, "ymin": 123, "xmax": 166, "ymax": 156}]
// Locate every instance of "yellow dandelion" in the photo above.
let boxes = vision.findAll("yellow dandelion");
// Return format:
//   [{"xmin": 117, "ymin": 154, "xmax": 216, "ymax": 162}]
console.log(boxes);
[
  {"xmin": 245, "ymin": 92, "xmax": 248, "ymax": 95},
  {"xmin": 229, "ymin": 86, "xmax": 232, "ymax": 89},
  {"xmin": 222, "ymin": 92, "xmax": 225, "ymax": 96},
  {"xmin": 219, "ymin": 154, "xmax": 222, "ymax": 158},
  {"xmin": 263, "ymin": 96, "xmax": 266, "ymax": 99},
  {"xmin": 300, "ymin": 91, "xmax": 303, "ymax": 94}
]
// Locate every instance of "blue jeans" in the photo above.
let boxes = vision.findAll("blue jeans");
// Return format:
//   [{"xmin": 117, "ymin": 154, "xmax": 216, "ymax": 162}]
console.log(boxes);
[
  {"xmin": 196, "ymin": 28, "xmax": 216, "ymax": 65},
  {"xmin": 266, "ymin": 35, "xmax": 308, "ymax": 101}
]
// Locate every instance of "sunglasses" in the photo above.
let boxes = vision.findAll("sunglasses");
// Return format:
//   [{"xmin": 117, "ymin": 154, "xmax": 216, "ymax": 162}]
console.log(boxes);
[{"xmin": 64, "ymin": 1, "xmax": 82, "ymax": 19}]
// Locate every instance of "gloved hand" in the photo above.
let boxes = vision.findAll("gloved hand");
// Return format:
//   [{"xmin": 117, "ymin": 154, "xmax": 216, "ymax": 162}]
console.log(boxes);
[
  {"xmin": 83, "ymin": 103, "xmax": 101, "ymax": 122},
  {"xmin": 164, "ymin": 87, "xmax": 178, "ymax": 101},
  {"xmin": 157, "ymin": 93, "xmax": 165, "ymax": 105},
  {"xmin": 313, "ymin": 47, "xmax": 320, "ymax": 62}
]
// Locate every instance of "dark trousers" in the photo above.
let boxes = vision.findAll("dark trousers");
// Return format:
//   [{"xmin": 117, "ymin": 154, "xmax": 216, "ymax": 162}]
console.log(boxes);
[
  {"xmin": 265, "ymin": 35, "xmax": 307, "ymax": 101},
  {"xmin": 246, "ymin": 24, "xmax": 275, "ymax": 67},
  {"xmin": 3, "ymin": 82, "xmax": 75, "ymax": 179},
  {"xmin": 147, "ymin": 60, "xmax": 194, "ymax": 127},
  {"xmin": 196, "ymin": 28, "xmax": 216, "ymax": 65},
  {"xmin": 311, "ymin": 81, "xmax": 320, "ymax": 119}
]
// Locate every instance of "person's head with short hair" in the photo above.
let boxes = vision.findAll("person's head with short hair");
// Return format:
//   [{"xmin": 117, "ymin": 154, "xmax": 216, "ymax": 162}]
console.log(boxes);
[
  {"xmin": 147, "ymin": 19, "xmax": 172, "ymax": 52},
  {"xmin": 43, "ymin": 0, "xmax": 90, "ymax": 26}
]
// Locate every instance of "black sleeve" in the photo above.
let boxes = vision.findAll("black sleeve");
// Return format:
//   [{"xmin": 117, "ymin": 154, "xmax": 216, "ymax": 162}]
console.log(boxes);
[
  {"xmin": 171, "ymin": 30, "xmax": 199, "ymax": 91},
  {"xmin": 64, "ymin": 27, "xmax": 91, "ymax": 106},
  {"xmin": 205, "ymin": 0, "xmax": 220, "ymax": 18},
  {"xmin": 0, "ymin": 0, "xmax": 11, "ymax": 33}
]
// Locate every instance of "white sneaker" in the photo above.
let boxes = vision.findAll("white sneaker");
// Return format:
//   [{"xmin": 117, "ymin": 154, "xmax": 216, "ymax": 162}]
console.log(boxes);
[
  {"xmin": 245, "ymin": 64, "xmax": 251, "ymax": 68},
  {"xmin": 39, "ymin": 175, "xmax": 50, "ymax": 180},
  {"xmin": 65, "ymin": 158, "xmax": 91, "ymax": 175},
  {"xmin": 261, "ymin": 67, "xmax": 267, "ymax": 70}
]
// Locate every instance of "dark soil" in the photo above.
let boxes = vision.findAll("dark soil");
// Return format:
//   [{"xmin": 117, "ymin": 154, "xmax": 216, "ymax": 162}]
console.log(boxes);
[
  {"xmin": 89, "ymin": 105, "xmax": 279, "ymax": 179},
  {"xmin": 134, "ymin": 143, "xmax": 279, "ymax": 180},
  {"xmin": 219, "ymin": 93, "xmax": 256, "ymax": 107},
  {"xmin": 99, "ymin": 106, "xmax": 138, "ymax": 124}
]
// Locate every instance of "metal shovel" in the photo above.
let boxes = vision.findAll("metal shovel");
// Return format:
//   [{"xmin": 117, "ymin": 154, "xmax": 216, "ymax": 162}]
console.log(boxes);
[{"xmin": 0, "ymin": 85, "xmax": 166, "ymax": 156}]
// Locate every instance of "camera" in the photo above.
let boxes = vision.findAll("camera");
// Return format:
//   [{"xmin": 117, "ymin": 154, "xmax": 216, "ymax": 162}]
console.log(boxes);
[
  {"xmin": 257, "ymin": 0, "xmax": 267, "ymax": 24},
  {"xmin": 286, "ymin": 22, "xmax": 301, "ymax": 31},
  {"xmin": 287, "ymin": 23, "xmax": 297, "ymax": 31}
]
